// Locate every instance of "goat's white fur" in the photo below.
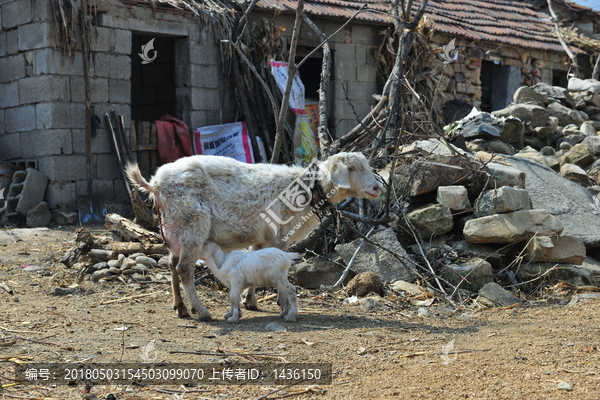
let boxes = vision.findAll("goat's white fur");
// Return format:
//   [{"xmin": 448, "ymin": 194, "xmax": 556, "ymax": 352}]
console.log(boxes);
[
  {"xmin": 202, "ymin": 241, "xmax": 300, "ymax": 322},
  {"xmin": 126, "ymin": 152, "xmax": 380, "ymax": 320}
]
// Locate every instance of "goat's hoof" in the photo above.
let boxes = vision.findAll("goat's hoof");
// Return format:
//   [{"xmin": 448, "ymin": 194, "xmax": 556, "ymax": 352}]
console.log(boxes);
[
  {"xmin": 283, "ymin": 315, "xmax": 297, "ymax": 322},
  {"xmin": 242, "ymin": 302, "xmax": 258, "ymax": 310},
  {"xmin": 174, "ymin": 303, "xmax": 190, "ymax": 318},
  {"xmin": 226, "ymin": 317, "xmax": 240, "ymax": 323},
  {"xmin": 197, "ymin": 314, "xmax": 212, "ymax": 321}
]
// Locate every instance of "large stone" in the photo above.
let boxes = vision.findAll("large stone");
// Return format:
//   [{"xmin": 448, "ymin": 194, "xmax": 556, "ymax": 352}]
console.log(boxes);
[
  {"xmin": 464, "ymin": 210, "xmax": 563, "ymax": 244},
  {"xmin": 518, "ymin": 263, "xmax": 597, "ymax": 286},
  {"xmin": 289, "ymin": 256, "xmax": 353, "ymax": 289},
  {"xmin": 581, "ymin": 257, "xmax": 600, "ymax": 280},
  {"xmin": 587, "ymin": 159, "xmax": 600, "ymax": 182},
  {"xmin": 559, "ymin": 143, "xmax": 595, "ymax": 168},
  {"xmin": 454, "ymin": 112, "xmax": 502, "ymax": 140},
  {"xmin": 501, "ymin": 155, "xmax": 600, "ymax": 247},
  {"xmin": 486, "ymin": 162, "xmax": 526, "ymax": 188},
  {"xmin": 407, "ymin": 203, "xmax": 454, "ymax": 238},
  {"xmin": 547, "ymin": 102, "xmax": 585, "ymax": 126},
  {"xmin": 560, "ymin": 163, "xmax": 593, "ymax": 187},
  {"xmin": 26, "ymin": 201, "xmax": 52, "ymax": 228},
  {"xmin": 441, "ymin": 259, "xmax": 494, "ymax": 292},
  {"xmin": 476, "ymin": 282, "xmax": 522, "ymax": 308},
  {"xmin": 474, "ymin": 186, "xmax": 531, "ymax": 217},
  {"xmin": 493, "ymin": 103, "xmax": 549, "ymax": 130},
  {"xmin": 345, "ymin": 272, "xmax": 384, "ymax": 297},
  {"xmin": 513, "ymin": 146, "xmax": 560, "ymax": 171},
  {"xmin": 406, "ymin": 161, "xmax": 470, "ymax": 196},
  {"xmin": 568, "ymin": 77, "xmax": 600, "ymax": 93},
  {"xmin": 581, "ymin": 136, "xmax": 600, "ymax": 156},
  {"xmin": 500, "ymin": 117, "xmax": 524, "ymax": 147},
  {"xmin": 513, "ymin": 86, "xmax": 548, "ymax": 105},
  {"xmin": 401, "ymin": 139, "xmax": 466, "ymax": 157},
  {"xmin": 335, "ymin": 228, "xmax": 417, "ymax": 283},
  {"xmin": 530, "ymin": 82, "xmax": 573, "ymax": 107},
  {"xmin": 487, "ymin": 139, "xmax": 515, "ymax": 155},
  {"xmin": 525, "ymin": 235, "xmax": 586, "ymax": 264},
  {"xmin": 436, "ymin": 185, "xmax": 471, "ymax": 212}
]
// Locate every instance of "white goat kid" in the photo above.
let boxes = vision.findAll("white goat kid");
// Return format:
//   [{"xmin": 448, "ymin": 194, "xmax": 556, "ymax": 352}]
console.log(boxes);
[
  {"xmin": 202, "ymin": 241, "xmax": 300, "ymax": 322},
  {"xmin": 126, "ymin": 152, "xmax": 380, "ymax": 321}
]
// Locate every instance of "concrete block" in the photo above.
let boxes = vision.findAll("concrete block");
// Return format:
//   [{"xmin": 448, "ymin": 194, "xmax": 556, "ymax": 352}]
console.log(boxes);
[
  {"xmin": 36, "ymin": 103, "xmax": 86, "ymax": 130},
  {"xmin": 346, "ymin": 81, "xmax": 371, "ymax": 101},
  {"xmin": 70, "ymin": 77, "xmax": 109, "ymax": 103},
  {"xmin": 0, "ymin": 54, "xmax": 26, "ymax": 82},
  {"xmin": 355, "ymin": 45, "xmax": 367, "ymax": 64},
  {"xmin": 92, "ymin": 52, "xmax": 111, "ymax": 78},
  {"xmin": 0, "ymin": 132, "xmax": 22, "ymax": 159},
  {"xmin": 191, "ymin": 64, "xmax": 219, "ymax": 89},
  {"xmin": 19, "ymin": 75, "xmax": 69, "ymax": 104},
  {"xmin": 0, "ymin": 32, "xmax": 6, "ymax": 56},
  {"xmin": 89, "ymin": 26, "xmax": 110, "ymax": 52},
  {"xmin": 436, "ymin": 185, "xmax": 471, "ymax": 211},
  {"xmin": 20, "ymin": 129, "xmax": 73, "ymax": 158},
  {"xmin": 334, "ymin": 59, "xmax": 356, "ymax": 82},
  {"xmin": 111, "ymin": 28, "xmax": 131, "ymax": 54},
  {"xmin": 0, "ymin": 109, "xmax": 4, "ymax": 134},
  {"xmin": 6, "ymin": 29, "xmax": 17, "ymax": 54},
  {"xmin": 26, "ymin": 201, "xmax": 52, "ymax": 227},
  {"xmin": 189, "ymin": 43, "xmax": 220, "ymax": 67},
  {"xmin": 32, "ymin": 0, "xmax": 52, "ymax": 22},
  {"xmin": 174, "ymin": 64, "xmax": 191, "ymax": 88},
  {"xmin": 357, "ymin": 62, "xmax": 377, "ymax": 84},
  {"xmin": 5, "ymin": 167, "xmax": 48, "ymax": 218},
  {"xmin": 72, "ymin": 128, "xmax": 112, "ymax": 155},
  {"xmin": 351, "ymin": 25, "xmax": 373, "ymax": 45},
  {"xmin": 45, "ymin": 181, "xmax": 76, "ymax": 209},
  {"xmin": 0, "ymin": 81, "xmax": 19, "ymax": 108},
  {"xmin": 94, "ymin": 153, "xmax": 122, "ymax": 180},
  {"xmin": 18, "ymin": 22, "xmax": 54, "ymax": 50},
  {"xmin": 75, "ymin": 179, "xmax": 115, "ymax": 200},
  {"xmin": 34, "ymin": 48, "xmax": 83, "ymax": 76},
  {"xmin": 109, "ymin": 79, "xmax": 131, "ymax": 104},
  {"xmin": 38, "ymin": 154, "xmax": 86, "ymax": 182},
  {"xmin": 110, "ymin": 54, "xmax": 131, "ymax": 80},
  {"xmin": 2, "ymin": 0, "xmax": 32, "ymax": 29},
  {"xmin": 5, "ymin": 105, "xmax": 35, "ymax": 133},
  {"xmin": 191, "ymin": 88, "xmax": 219, "ymax": 111}
]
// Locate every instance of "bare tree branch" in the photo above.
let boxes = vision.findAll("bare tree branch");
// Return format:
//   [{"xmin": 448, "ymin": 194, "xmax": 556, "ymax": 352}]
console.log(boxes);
[{"xmin": 547, "ymin": 0, "xmax": 578, "ymax": 77}]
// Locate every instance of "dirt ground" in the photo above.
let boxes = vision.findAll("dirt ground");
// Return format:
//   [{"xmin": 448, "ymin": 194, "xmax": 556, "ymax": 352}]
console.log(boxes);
[{"xmin": 0, "ymin": 226, "xmax": 599, "ymax": 400}]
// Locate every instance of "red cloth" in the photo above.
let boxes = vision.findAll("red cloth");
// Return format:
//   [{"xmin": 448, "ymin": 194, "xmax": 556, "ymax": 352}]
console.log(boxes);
[{"xmin": 155, "ymin": 115, "xmax": 193, "ymax": 165}]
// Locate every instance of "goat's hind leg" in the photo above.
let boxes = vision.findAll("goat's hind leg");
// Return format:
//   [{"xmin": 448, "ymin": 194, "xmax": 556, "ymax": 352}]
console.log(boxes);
[
  {"xmin": 241, "ymin": 287, "xmax": 258, "ymax": 310},
  {"xmin": 169, "ymin": 255, "xmax": 189, "ymax": 318},
  {"xmin": 176, "ymin": 252, "xmax": 212, "ymax": 321}
]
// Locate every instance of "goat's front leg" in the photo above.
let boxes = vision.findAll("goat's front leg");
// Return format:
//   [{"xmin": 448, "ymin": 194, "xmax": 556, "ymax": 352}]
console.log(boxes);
[
  {"xmin": 241, "ymin": 287, "xmax": 258, "ymax": 310},
  {"xmin": 176, "ymin": 253, "xmax": 211, "ymax": 321},
  {"xmin": 226, "ymin": 282, "xmax": 243, "ymax": 322},
  {"xmin": 169, "ymin": 255, "xmax": 189, "ymax": 318}
]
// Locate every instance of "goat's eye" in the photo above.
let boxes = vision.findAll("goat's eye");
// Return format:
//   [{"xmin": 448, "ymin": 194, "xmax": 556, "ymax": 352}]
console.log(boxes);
[{"xmin": 348, "ymin": 166, "xmax": 357, "ymax": 172}]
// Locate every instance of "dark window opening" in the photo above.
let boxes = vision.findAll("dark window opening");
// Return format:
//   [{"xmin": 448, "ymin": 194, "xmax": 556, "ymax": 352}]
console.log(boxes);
[
  {"xmin": 552, "ymin": 70, "xmax": 568, "ymax": 88},
  {"xmin": 296, "ymin": 56, "xmax": 323, "ymax": 102},
  {"xmin": 131, "ymin": 34, "xmax": 177, "ymax": 122},
  {"xmin": 480, "ymin": 61, "xmax": 494, "ymax": 112}
]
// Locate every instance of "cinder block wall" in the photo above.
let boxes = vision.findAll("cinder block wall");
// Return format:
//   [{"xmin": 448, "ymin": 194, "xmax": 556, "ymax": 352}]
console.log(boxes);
[
  {"xmin": 0, "ymin": 0, "xmax": 235, "ymax": 211},
  {"xmin": 254, "ymin": 12, "xmax": 381, "ymax": 139}
]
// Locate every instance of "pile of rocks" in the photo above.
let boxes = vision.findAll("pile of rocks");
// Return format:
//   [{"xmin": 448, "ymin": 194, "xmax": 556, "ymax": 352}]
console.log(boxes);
[
  {"xmin": 318, "ymin": 135, "xmax": 600, "ymax": 301},
  {"xmin": 84, "ymin": 253, "xmax": 170, "ymax": 286},
  {"xmin": 447, "ymin": 78, "xmax": 600, "ymax": 190}
]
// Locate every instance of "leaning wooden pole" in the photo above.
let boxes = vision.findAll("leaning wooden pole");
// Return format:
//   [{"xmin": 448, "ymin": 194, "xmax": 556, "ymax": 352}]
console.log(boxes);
[{"xmin": 271, "ymin": 0, "xmax": 305, "ymax": 163}]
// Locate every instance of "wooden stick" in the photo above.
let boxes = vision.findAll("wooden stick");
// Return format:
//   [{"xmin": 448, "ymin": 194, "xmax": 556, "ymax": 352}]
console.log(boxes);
[
  {"xmin": 105, "ymin": 213, "xmax": 162, "ymax": 245},
  {"xmin": 271, "ymin": 0, "xmax": 305, "ymax": 163},
  {"xmin": 99, "ymin": 291, "xmax": 163, "ymax": 305}
]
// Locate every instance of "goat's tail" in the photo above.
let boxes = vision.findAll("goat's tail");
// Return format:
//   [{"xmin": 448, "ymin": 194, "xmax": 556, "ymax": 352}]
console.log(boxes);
[{"xmin": 125, "ymin": 163, "xmax": 156, "ymax": 195}]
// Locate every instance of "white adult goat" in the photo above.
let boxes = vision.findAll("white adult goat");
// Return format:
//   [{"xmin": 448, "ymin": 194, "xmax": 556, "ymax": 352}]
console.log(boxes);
[
  {"xmin": 202, "ymin": 241, "xmax": 300, "ymax": 322},
  {"xmin": 126, "ymin": 152, "xmax": 380, "ymax": 320}
]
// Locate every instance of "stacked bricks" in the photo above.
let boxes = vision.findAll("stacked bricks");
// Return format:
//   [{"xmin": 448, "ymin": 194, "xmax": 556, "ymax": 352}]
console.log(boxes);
[{"xmin": 5, "ymin": 167, "xmax": 48, "ymax": 218}]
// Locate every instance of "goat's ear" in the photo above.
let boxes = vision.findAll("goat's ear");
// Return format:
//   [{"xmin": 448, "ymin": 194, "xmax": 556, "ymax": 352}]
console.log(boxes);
[{"xmin": 329, "ymin": 156, "xmax": 352, "ymax": 190}]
